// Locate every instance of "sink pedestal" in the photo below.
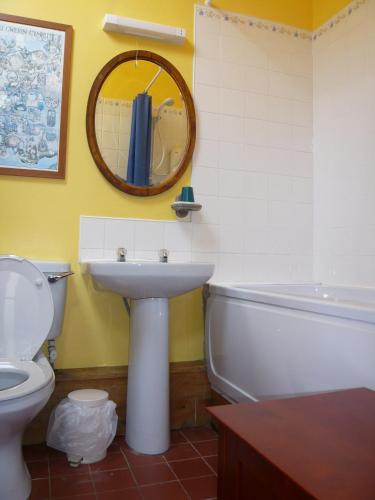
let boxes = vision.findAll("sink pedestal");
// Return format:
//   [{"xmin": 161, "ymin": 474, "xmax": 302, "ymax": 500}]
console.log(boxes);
[
  {"xmin": 84, "ymin": 259, "xmax": 215, "ymax": 454},
  {"xmin": 125, "ymin": 298, "xmax": 170, "ymax": 454}
]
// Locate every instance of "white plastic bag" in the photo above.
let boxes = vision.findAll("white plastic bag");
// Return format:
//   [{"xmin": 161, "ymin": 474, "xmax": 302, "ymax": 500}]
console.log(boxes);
[{"xmin": 46, "ymin": 398, "xmax": 118, "ymax": 462}]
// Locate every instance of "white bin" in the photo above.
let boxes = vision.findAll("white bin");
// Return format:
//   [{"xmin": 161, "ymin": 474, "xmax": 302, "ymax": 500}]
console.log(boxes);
[{"xmin": 47, "ymin": 389, "xmax": 118, "ymax": 466}]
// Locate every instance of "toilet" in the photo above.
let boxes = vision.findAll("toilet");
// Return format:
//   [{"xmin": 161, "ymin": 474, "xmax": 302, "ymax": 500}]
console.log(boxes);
[{"xmin": 0, "ymin": 255, "xmax": 71, "ymax": 500}]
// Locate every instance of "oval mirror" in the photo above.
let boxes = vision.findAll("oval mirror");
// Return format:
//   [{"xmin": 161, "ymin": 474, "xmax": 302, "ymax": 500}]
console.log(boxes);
[{"xmin": 86, "ymin": 51, "xmax": 196, "ymax": 196}]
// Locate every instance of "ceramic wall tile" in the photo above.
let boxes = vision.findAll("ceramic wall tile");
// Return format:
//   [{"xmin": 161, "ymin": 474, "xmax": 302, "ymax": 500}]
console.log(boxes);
[
  {"xmin": 217, "ymin": 253, "xmax": 244, "ymax": 281},
  {"xmin": 219, "ymin": 62, "xmax": 247, "ymax": 91},
  {"xmin": 194, "ymin": 84, "xmax": 220, "ymax": 113},
  {"xmin": 80, "ymin": 217, "xmax": 105, "ymax": 250},
  {"xmin": 195, "ymin": 32, "xmax": 220, "ymax": 60},
  {"xmin": 219, "ymin": 225, "xmax": 245, "ymax": 253},
  {"xmin": 197, "ymin": 112, "xmax": 220, "ymax": 141},
  {"xmin": 193, "ymin": 139, "xmax": 219, "ymax": 168},
  {"xmin": 218, "ymin": 169, "xmax": 245, "ymax": 197},
  {"xmin": 245, "ymin": 93, "xmax": 268, "ymax": 120},
  {"xmin": 104, "ymin": 218, "xmax": 134, "ymax": 251},
  {"xmin": 220, "ymin": 88, "xmax": 246, "ymax": 117},
  {"xmin": 268, "ymin": 96, "xmax": 292, "ymax": 124},
  {"xmin": 219, "ymin": 115, "xmax": 245, "ymax": 143},
  {"xmin": 194, "ymin": 57, "xmax": 221, "ymax": 86},
  {"xmin": 219, "ymin": 141, "xmax": 246, "ymax": 170},
  {"xmin": 191, "ymin": 195, "xmax": 220, "ymax": 225},
  {"xmin": 192, "ymin": 224, "xmax": 220, "ymax": 253},
  {"xmin": 244, "ymin": 118, "xmax": 268, "ymax": 146},
  {"xmin": 313, "ymin": 0, "xmax": 375, "ymax": 285},
  {"xmin": 164, "ymin": 223, "xmax": 192, "ymax": 253},
  {"xmin": 134, "ymin": 221, "xmax": 165, "ymax": 251},
  {"xmin": 268, "ymin": 174, "xmax": 292, "ymax": 201},
  {"xmin": 192, "ymin": 166, "xmax": 219, "ymax": 196}
]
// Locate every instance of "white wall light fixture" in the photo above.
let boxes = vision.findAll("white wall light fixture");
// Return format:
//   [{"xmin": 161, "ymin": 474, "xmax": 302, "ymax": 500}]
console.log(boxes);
[{"xmin": 102, "ymin": 14, "xmax": 186, "ymax": 45}]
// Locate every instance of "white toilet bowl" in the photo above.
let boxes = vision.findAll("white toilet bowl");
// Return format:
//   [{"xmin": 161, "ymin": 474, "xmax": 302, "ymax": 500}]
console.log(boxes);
[
  {"xmin": 0, "ymin": 354, "xmax": 54, "ymax": 500},
  {"xmin": 0, "ymin": 255, "xmax": 70, "ymax": 500}
]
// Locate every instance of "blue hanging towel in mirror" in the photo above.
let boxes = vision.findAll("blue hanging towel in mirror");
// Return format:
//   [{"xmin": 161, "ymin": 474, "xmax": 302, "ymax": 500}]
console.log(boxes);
[{"xmin": 126, "ymin": 93, "xmax": 152, "ymax": 186}]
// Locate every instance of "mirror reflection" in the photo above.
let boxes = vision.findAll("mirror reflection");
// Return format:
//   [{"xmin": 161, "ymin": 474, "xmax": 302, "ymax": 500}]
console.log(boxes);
[{"xmin": 95, "ymin": 60, "xmax": 188, "ymax": 187}]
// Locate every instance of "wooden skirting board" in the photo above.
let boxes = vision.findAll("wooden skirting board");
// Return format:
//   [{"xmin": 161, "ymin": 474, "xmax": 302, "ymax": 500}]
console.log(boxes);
[{"xmin": 23, "ymin": 361, "xmax": 230, "ymax": 445}]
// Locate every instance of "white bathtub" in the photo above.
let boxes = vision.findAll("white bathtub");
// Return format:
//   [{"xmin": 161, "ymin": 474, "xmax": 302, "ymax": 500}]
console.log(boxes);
[{"xmin": 205, "ymin": 283, "xmax": 375, "ymax": 403}]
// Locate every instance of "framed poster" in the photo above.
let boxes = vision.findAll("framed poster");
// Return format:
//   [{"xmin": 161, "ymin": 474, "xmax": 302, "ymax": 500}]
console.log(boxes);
[{"xmin": 0, "ymin": 14, "xmax": 72, "ymax": 179}]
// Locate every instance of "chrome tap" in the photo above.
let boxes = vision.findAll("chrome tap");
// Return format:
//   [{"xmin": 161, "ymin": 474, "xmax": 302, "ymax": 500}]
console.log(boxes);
[
  {"xmin": 158, "ymin": 249, "xmax": 169, "ymax": 263},
  {"xmin": 117, "ymin": 247, "xmax": 127, "ymax": 262}
]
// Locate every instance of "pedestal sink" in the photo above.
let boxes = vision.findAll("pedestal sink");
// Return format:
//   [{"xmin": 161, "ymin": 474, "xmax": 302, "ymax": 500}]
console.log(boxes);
[{"xmin": 83, "ymin": 259, "xmax": 214, "ymax": 454}]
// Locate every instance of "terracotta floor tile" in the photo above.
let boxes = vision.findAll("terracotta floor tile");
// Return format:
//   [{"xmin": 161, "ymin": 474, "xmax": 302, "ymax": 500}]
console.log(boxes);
[
  {"xmin": 23, "ymin": 444, "xmax": 49, "ymax": 462},
  {"xmin": 51, "ymin": 473, "xmax": 95, "ymax": 498},
  {"xmin": 27, "ymin": 460, "xmax": 49, "ymax": 479},
  {"xmin": 108, "ymin": 435, "xmax": 127, "ymax": 453},
  {"xmin": 171, "ymin": 430, "xmax": 187, "ymax": 444},
  {"xmin": 182, "ymin": 475, "xmax": 217, "ymax": 499},
  {"xmin": 181, "ymin": 427, "xmax": 217, "ymax": 443},
  {"xmin": 49, "ymin": 457, "xmax": 90, "ymax": 476},
  {"xmin": 96, "ymin": 488, "xmax": 142, "ymax": 499},
  {"xmin": 131, "ymin": 462, "xmax": 176, "ymax": 485},
  {"xmin": 118, "ymin": 439, "xmax": 131, "ymax": 451},
  {"xmin": 163, "ymin": 443, "xmax": 199, "ymax": 462},
  {"xmin": 29, "ymin": 478, "xmax": 49, "ymax": 500},
  {"xmin": 47, "ymin": 447, "xmax": 66, "ymax": 459},
  {"xmin": 106, "ymin": 442, "xmax": 121, "ymax": 454},
  {"xmin": 204, "ymin": 455, "xmax": 218, "ymax": 474},
  {"xmin": 92, "ymin": 468, "xmax": 135, "ymax": 492},
  {"xmin": 90, "ymin": 452, "xmax": 128, "ymax": 472},
  {"xmin": 25, "ymin": 427, "xmax": 218, "ymax": 499},
  {"xmin": 194, "ymin": 440, "xmax": 218, "ymax": 457},
  {"xmin": 170, "ymin": 458, "xmax": 213, "ymax": 480},
  {"xmin": 113, "ymin": 434, "xmax": 126, "ymax": 443},
  {"xmin": 141, "ymin": 480, "xmax": 189, "ymax": 500},
  {"xmin": 124, "ymin": 448, "xmax": 166, "ymax": 467},
  {"xmin": 52, "ymin": 495, "xmax": 96, "ymax": 500}
]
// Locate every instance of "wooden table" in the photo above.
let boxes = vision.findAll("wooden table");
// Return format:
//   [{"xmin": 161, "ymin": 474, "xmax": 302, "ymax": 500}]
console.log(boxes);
[{"xmin": 208, "ymin": 388, "xmax": 375, "ymax": 500}]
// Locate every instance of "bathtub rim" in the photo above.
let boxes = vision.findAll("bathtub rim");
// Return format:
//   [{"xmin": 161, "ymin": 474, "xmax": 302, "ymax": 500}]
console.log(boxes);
[{"xmin": 207, "ymin": 282, "xmax": 375, "ymax": 325}]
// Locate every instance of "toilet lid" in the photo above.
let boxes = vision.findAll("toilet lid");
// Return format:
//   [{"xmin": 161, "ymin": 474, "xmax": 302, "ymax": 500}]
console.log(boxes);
[{"xmin": 0, "ymin": 256, "xmax": 54, "ymax": 360}]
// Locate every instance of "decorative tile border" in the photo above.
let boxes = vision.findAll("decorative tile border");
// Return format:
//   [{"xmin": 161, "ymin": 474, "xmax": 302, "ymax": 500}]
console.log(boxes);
[
  {"xmin": 196, "ymin": 4, "xmax": 312, "ymax": 40},
  {"xmin": 196, "ymin": 0, "xmax": 368, "ymax": 42},
  {"xmin": 313, "ymin": 0, "xmax": 367, "ymax": 40}
]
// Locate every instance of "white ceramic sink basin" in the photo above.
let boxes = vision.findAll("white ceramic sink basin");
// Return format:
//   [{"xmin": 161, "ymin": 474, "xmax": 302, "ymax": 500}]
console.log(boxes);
[{"xmin": 84, "ymin": 260, "xmax": 214, "ymax": 299}]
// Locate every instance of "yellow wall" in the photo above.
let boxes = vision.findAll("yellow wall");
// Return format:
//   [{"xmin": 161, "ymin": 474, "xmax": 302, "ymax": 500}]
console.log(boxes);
[
  {"xmin": 100, "ymin": 61, "xmax": 183, "ymax": 107},
  {"xmin": 312, "ymin": 0, "xmax": 352, "ymax": 29},
  {"xmin": 0, "ymin": 0, "xmax": 318, "ymax": 369}
]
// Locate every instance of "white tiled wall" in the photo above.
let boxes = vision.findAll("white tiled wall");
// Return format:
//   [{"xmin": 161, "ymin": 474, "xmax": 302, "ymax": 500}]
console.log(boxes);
[
  {"xmin": 313, "ymin": 0, "xmax": 375, "ymax": 285},
  {"xmin": 191, "ymin": 5, "xmax": 313, "ymax": 282}
]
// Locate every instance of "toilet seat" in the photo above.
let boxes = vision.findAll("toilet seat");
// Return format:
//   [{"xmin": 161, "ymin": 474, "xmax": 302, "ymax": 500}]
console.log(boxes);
[
  {"xmin": 0, "ymin": 256, "xmax": 54, "ymax": 360},
  {"xmin": 0, "ymin": 358, "xmax": 54, "ymax": 402}
]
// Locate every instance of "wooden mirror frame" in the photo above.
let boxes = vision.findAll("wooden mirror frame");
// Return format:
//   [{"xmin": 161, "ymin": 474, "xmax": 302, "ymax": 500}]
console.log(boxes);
[{"xmin": 86, "ymin": 50, "xmax": 196, "ymax": 197}]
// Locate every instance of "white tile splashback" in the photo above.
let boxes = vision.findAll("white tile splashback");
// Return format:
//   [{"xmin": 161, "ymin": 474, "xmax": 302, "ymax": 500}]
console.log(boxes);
[{"xmin": 80, "ymin": 216, "xmax": 193, "ymax": 263}]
